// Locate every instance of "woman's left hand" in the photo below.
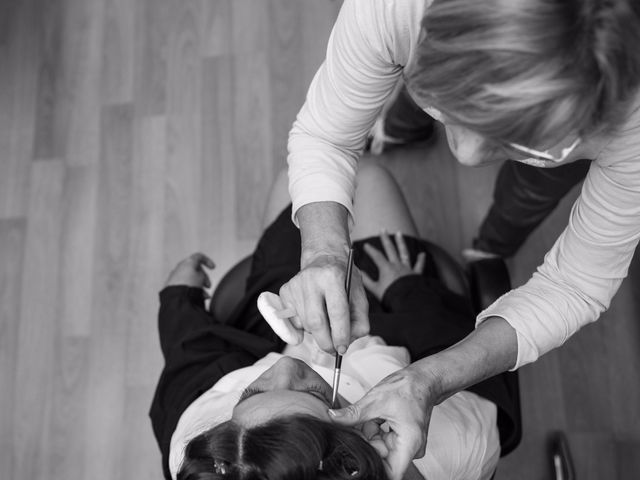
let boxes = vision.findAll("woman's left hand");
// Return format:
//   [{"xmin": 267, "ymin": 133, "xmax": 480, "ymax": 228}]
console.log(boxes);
[
  {"xmin": 329, "ymin": 362, "xmax": 438, "ymax": 480},
  {"xmin": 165, "ymin": 252, "xmax": 216, "ymax": 289},
  {"xmin": 361, "ymin": 231, "xmax": 426, "ymax": 300}
]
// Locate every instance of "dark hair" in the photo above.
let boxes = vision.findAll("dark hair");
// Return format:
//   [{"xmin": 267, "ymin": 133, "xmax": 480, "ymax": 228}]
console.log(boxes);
[
  {"xmin": 177, "ymin": 414, "xmax": 389, "ymax": 480},
  {"xmin": 408, "ymin": 0, "xmax": 640, "ymax": 145}
]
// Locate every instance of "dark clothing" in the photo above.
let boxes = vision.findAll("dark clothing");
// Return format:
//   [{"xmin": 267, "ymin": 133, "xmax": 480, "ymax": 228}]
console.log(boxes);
[
  {"xmin": 475, "ymin": 159, "xmax": 591, "ymax": 257},
  {"xmin": 381, "ymin": 84, "xmax": 435, "ymax": 144},
  {"xmin": 150, "ymin": 206, "xmax": 518, "ymax": 479}
]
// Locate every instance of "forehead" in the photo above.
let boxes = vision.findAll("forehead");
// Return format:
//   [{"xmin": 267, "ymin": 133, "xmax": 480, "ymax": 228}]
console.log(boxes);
[{"xmin": 232, "ymin": 391, "xmax": 330, "ymax": 427}]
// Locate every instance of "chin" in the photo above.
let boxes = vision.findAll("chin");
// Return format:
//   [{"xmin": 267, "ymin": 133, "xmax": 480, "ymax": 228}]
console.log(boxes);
[{"xmin": 453, "ymin": 154, "xmax": 498, "ymax": 167}]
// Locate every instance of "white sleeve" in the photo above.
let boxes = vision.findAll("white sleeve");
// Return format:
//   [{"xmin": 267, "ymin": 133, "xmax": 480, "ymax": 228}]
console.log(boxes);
[
  {"xmin": 413, "ymin": 392, "xmax": 500, "ymax": 480},
  {"xmin": 477, "ymin": 99, "xmax": 640, "ymax": 369},
  {"xmin": 287, "ymin": 0, "xmax": 424, "ymax": 225}
]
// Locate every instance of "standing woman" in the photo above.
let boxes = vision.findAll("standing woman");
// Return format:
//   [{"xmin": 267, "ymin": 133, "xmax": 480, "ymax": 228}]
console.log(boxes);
[{"xmin": 278, "ymin": 0, "xmax": 640, "ymax": 478}]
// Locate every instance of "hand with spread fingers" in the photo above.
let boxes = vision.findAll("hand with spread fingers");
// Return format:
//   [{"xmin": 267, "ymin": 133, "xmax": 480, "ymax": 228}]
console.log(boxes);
[
  {"xmin": 361, "ymin": 231, "xmax": 427, "ymax": 301},
  {"xmin": 165, "ymin": 252, "xmax": 216, "ymax": 291}
]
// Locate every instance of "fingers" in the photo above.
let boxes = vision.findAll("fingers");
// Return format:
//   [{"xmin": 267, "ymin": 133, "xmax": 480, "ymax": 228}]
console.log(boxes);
[
  {"xmin": 325, "ymin": 282, "xmax": 351, "ymax": 354},
  {"xmin": 413, "ymin": 252, "xmax": 426, "ymax": 274},
  {"xmin": 329, "ymin": 388, "xmax": 379, "ymax": 426},
  {"xmin": 379, "ymin": 230, "xmax": 399, "ymax": 263},
  {"xmin": 189, "ymin": 252, "xmax": 215, "ymax": 288},
  {"xmin": 188, "ymin": 252, "xmax": 215, "ymax": 269},
  {"xmin": 363, "ymin": 243, "xmax": 387, "ymax": 269},
  {"xmin": 279, "ymin": 282, "xmax": 333, "ymax": 352},
  {"xmin": 348, "ymin": 273, "xmax": 370, "ymax": 340},
  {"xmin": 328, "ymin": 402, "xmax": 365, "ymax": 426},
  {"xmin": 167, "ymin": 252, "xmax": 216, "ymax": 288},
  {"xmin": 394, "ymin": 232, "xmax": 411, "ymax": 265},
  {"xmin": 382, "ymin": 432, "xmax": 422, "ymax": 480}
]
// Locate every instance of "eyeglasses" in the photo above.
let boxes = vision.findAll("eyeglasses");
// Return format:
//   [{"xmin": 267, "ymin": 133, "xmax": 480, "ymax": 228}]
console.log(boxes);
[
  {"xmin": 423, "ymin": 105, "xmax": 581, "ymax": 163},
  {"xmin": 501, "ymin": 137, "xmax": 581, "ymax": 163}
]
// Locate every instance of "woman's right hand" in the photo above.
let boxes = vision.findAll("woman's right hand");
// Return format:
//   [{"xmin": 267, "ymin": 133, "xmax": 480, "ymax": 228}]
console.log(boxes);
[
  {"xmin": 278, "ymin": 201, "xmax": 370, "ymax": 354},
  {"xmin": 278, "ymin": 252, "xmax": 370, "ymax": 354}
]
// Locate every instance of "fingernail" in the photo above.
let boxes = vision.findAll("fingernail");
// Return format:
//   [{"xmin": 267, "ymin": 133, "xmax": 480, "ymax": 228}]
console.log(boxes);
[
  {"xmin": 337, "ymin": 345, "xmax": 347, "ymax": 355},
  {"xmin": 328, "ymin": 409, "xmax": 342, "ymax": 418}
]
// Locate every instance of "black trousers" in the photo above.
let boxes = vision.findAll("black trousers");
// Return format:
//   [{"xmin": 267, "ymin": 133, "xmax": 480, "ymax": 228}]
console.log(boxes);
[
  {"xmin": 383, "ymin": 84, "xmax": 592, "ymax": 257},
  {"xmin": 475, "ymin": 159, "xmax": 591, "ymax": 257}
]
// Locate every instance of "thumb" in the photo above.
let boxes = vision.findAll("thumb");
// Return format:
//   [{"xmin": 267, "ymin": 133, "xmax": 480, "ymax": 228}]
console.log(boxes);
[{"xmin": 328, "ymin": 402, "xmax": 368, "ymax": 426}]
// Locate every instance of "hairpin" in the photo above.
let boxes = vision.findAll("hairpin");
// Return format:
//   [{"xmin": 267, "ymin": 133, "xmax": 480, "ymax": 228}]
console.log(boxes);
[
  {"xmin": 213, "ymin": 459, "xmax": 229, "ymax": 475},
  {"xmin": 318, "ymin": 458, "xmax": 359, "ymax": 476}
]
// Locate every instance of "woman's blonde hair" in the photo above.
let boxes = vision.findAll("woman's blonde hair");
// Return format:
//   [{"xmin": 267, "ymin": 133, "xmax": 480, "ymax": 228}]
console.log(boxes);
[{"xmin": 407, "ymin": 0, "xmax": 640, "ymax": 146}]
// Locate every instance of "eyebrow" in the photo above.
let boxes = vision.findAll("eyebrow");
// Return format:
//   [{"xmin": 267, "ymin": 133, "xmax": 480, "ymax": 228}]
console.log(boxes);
[{"xmin": 237, "ymin": 389, "xmax": 331, "ymax": 407}]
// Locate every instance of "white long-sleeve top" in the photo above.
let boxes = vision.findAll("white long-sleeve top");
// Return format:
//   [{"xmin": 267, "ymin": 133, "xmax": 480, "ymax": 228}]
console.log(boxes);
[
  {"xmin": 287, "ymin": 0, "xmax": 640, "ymax": 369},
  {"xmin": 169, "ymin": 335, "xmax": 499, "ymax": 480}
]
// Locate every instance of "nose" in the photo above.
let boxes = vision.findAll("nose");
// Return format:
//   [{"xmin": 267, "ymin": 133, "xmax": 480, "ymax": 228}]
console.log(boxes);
[
  {"xmin": 261, "ymin": 357, "xmax": 308, "ymax": 389},
  {"xmin": 444, "ymin": 125, "xmax": 489, "ymax": 166}
]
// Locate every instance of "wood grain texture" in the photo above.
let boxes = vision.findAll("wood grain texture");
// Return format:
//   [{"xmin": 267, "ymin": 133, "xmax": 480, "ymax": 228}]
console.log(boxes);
[
  {"xmin": 0, "ymin": 0, "xmax": 38, "ymax": 218},
  {"xmin": 14, "ymin": 160, "xmax": 65, "ymax": 480},
  {"xmin": 101, "ymin": 0, "xmax": 135, "ymax": 104},
  {"xmin": 2, "ymin": 1, "xmax": 639, "ymax": 479},
  {"xmin": 82, "ymin": 104, "xmax": 134, "ymax": 480},
  {"xmin": 64, "ymin": 0, "xmax": 105, "ymax": 167},
  {"xmin": 268, "ymin": 0, "xmax": 305, "ymax": 169},
  {"xmin": 126, "ymin": 116, "xmax": 166, "ymax": 387},
  {"xmin": 0, "ymin": 219, "xmax": 26, "ymax": 479},
  {"xmin": 59, "ymin": 166, "xmax": 98, "ymax": 337},
  {"xmin": 134, "ymin": 0, "xmax": 171, "ymax": 116}
]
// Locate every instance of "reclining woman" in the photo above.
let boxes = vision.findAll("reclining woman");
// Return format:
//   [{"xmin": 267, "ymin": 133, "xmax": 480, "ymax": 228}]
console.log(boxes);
[{"xmin": 150, "ymin": 164, "xmax": 517, "ymax": 480}]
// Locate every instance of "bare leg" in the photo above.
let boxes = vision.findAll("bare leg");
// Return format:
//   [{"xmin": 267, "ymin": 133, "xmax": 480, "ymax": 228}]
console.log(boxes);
[
  {"xmin": 261, "ymin": 164, "xmax": 418, "ymax": 241},
  {"xmin": 352, "ymin": 163, "xmax": 418, "ymax": 242}
]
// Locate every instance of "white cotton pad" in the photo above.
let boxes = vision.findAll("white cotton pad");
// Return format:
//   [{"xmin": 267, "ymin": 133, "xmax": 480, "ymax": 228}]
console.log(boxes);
[{"xmin": 257, "ymin": 292, "xmax": 303, "ymax": 345}]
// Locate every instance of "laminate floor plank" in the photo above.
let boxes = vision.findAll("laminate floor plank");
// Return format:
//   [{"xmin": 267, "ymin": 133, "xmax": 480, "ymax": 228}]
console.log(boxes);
[
  {"xmin": 125, "ymin": 116, "xmax": 167, "ymax": 388},
  {"xmin": 200, "ymin": 0, "xmax": 231, "ymax": 57},
  {"xmin": 0, "ymin": 219, "xmax": 27, "ymax": 480},
  {"xmin": 101, "ymin": 0, "xmax": 135, "ymax": 105},
  {"xmin": 232, "ymin": 51, "xmax": 274, "ymax": 240},
  {"xmin": 64, "ymin": 0, "xmax": 105, "ymax": 167},
  {"xmin": 134, "ymin": 0, "xmax": 172, "ymax": 116},
  {"xmin": 0, "ymin": 0, "xmax": 39, "ymax": 218},
  {"xmin": 268, "ymin": 0, "xmax": 305, "ymax": 167},
  {"xmin": 14, "ymin": 160, "xmax": 66, "ymax": 480},
  {"xmin": 48, "ymin": 336, "xmax": 90, "ymax": 480},
  {"xmin": 166, "ymin": 0, "xmax": 202, "ymax": 115},
  {"xmin": 83, "ymin": 104, "xmax": 135, "ymax": 480},
  {"xmin": 59, "ymin": 165, "xmax": 98, "ymax": 337}
]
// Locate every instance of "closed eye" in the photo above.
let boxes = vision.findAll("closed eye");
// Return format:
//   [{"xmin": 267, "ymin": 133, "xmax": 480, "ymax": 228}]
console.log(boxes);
[{"xmin": 237, "ymin": 385, "xmax": 331, "ymax": 406}]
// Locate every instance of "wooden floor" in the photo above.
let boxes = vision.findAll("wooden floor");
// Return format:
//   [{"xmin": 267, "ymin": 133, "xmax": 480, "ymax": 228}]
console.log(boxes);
[{"xmin": 0, "ymin": 1, "xmax": 638, "ymax": 479}]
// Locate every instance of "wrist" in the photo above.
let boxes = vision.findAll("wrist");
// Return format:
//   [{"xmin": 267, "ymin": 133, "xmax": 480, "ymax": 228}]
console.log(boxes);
[
  {"xmin": 412, "ymin": 316, "xmax": 518, "ymax": 404},
  {"xmin": 297, "ymin": 202, "xmax": 351, "ymax": 267},
  {"xmin": 407, "ymin": 358, "xmax": 447, "ymax": 405}
]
